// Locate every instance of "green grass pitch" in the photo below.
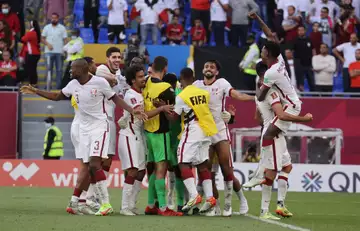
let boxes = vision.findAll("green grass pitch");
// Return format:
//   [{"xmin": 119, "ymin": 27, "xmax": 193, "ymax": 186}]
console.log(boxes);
[{"xmin": 0, "ymin": 187, "xmax": 359, "ymax": 231}]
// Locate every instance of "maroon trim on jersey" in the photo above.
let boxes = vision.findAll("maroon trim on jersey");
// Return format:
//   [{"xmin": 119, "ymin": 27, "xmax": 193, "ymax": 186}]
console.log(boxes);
[
  {"xmin": 225, "ymin": 127, "xmax": 233, "ymax": 168},
  {"xmin": 261, "ymin": 83, "xmax": 270, "ymax": 89},
  {"xmin": 278, "ymin": 175, "xmax": 288, "ymax": 181},
  {"xmin": 221, "ymin": 93, "xmax": 226, "ymax": 112},
  {"xmin": 268, "ymin": 59, "xmax": 278, "ymax": 69},
  {"xmin": 126, "ymin": 136, "xmax": 134, "ymax": 168},
  {"xmin": 131, "ymin": 87, "xmax": 142, "ymax": 94},
  {"xmin": 179, "ymin": 124, "xmax": 190, "ymax": 163},
  {"xmin": 271, "ymin": 101, "xmax": 281, "ymax": 106},
  {"xmin": 99, "ymin": 131, "xmax": 107, "ymax": 158},
  {"xmin": 102, "ymin": 98, "xmax": 108, "ymax": 116},
  {"xmin": 274, "ymin": 84, "xmax": 296, "ymax": 108},
  {"xmin": 203, "ymin": 78, "xmax": 218, "ymax": 86},
  {"xmin": 108, "ymin": 93, "xmax": 116, "ymax": 100},
  {"xmin": 272, "ymin": 140, "xmax": 278, "ymax": 171}
]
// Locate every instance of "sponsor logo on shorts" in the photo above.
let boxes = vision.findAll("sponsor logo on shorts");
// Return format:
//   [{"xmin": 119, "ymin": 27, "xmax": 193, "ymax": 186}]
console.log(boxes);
[
  {"xmin": 2, "ymin": 162, "xmax": 39, "ymax": 180},
  {"xmin": 301, "ymin": 171, "xmax": 323, "ymax": 192}
]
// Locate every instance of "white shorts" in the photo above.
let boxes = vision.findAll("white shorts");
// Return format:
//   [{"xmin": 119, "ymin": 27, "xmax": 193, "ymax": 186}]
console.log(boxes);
[
  {"xmin": 108, "ymin": 120, "xmax": 116, "ymax": 155},
  {"xmin": 262, "ymin": 134, "xmax": 292, "ymax": 171},
  {"xmin": 118, "ymin": 134, "xmax": 146, "ymax": 170},
  {"xmin": 210, "ymin": 127, "xmax": 231, "ymax": 145},
  {"xmin": 271, "ymin": 104, "xmax": 301, "ymax": 132},
  {"xmin": 70, "ymin": 122, "xmax": 81, "ymax": 160},
  {"xmin": 177, "ymin": 139, "xmax": 211, "ymax": 165},
  {"xmin": 79, "ymin": 128, "xmax": 110, "ymax": 163}
]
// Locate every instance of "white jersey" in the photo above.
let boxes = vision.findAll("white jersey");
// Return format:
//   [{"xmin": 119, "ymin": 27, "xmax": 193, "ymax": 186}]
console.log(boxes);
[
  {"xmin": 62, "ymin": 76, "xmax": 116, "ymax": 132},
  {"xmin": 263, "ymin": 55, "xmax": 301, "ymax": 108},
  {"xmin": 119, "ymin": 88, "xmax": 144, "ymax": 137},
  {"xmin": 174, "ymin": 95, "xmax": 208, "ymax": 142},
  {"xmin": 255, "ymin": 88, "xmax": 281, "ymax": 130},
  {"xmin": 193, "ymin": 78, "xmax": 233, "ymax": 131}
]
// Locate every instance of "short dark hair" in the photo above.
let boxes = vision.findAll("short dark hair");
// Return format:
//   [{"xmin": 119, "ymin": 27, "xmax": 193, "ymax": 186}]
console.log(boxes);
[
  {"xmin": 205, "ymin": 59, "xmax": 221, "ymax": 71},
  {"xmin": 52, "ymin": 12, "xmax": 59, "ymax": 18},
  {"xmin": 180, "ymin": 67, "xmax": 194, "ymax": 81},
  {"xmin": 125, "ymin": 65, "xmax": 144, "ymax": 86},
  {"xmin": 322, "ymin": 7, "xmax": 329, "ymax": 13},
  {"xmin": 320, "ymin": 43, "xmax": 329, "ymax": 48},
  {"xmin": 83, "ymin": 56, "xmax": 94, "ymax": 64},
  {"xmin": 152, "ymin": 56, "xmax": 168, "ymax": 72},
  {"xmin": 263, "ymin": 41, "xmax": 281, "ymax": 59},
  {"xmin": 288, "ymin": 5, "xmax": 295, "ymax": 11},
  {"xmin": 256, "ymin": 61, "xmax": 268, "ymax": 77},
  {"xmin": 163, "ymin": 73, "xmax": 178, "ymax": 86},
  {"xmin": 106, "ymin": 47, "xmax": 121, "ymax": 58}
]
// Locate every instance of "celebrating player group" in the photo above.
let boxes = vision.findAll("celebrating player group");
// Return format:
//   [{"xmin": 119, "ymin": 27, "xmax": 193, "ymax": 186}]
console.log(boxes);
[{"xmin": 20, "ymin": 12, "xmax": 313, "ymax": 219}]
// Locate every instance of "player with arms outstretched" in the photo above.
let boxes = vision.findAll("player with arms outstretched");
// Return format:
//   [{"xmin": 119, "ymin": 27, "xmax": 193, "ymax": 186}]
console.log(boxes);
[
  {"xmin": 21, "ymin": 59, "xmax": 146, "ymax": 216},
  {"xmin": 193, "ymin": 60, "xmax": 253, "ymax": 216}
]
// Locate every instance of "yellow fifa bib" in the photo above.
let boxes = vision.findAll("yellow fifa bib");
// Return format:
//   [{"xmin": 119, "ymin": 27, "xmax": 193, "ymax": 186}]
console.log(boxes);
[
  {"xmin": 178, "ymin": 85, "xmax": 218, "ymax": 137},
  {"xmin": 71, "ymin": 96, "xmax": 78, "ymax": 110},
  {"xmin": 142, "ymin": 77, "xmax": 172, "ymax": 132}
]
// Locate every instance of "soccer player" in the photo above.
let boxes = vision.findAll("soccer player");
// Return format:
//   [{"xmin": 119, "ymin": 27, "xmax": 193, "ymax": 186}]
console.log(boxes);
[
  {"xmin": 193, "ymin": 60, "xmax": 254, "ymax": 216},
  {"xmin": 162, "ymin": 73, "xmax": 185, "ymax": 211},
  {"xmin": 169, "ymin": 67, "xmax": 217, "ymax": 213},
  {"xmin": 143, "ymin": 56, "xmax": 182, "ymax": 216},
  {"xmin": 20, "ymin": 59, "xmax": 146, "ymax": 216},
  {"xmin": 118, "ymin": 65, "xmax": 173, "ymax": 215},
  {"xmin": 96, "ymin": 47, "xmax": 129, "ymax": 179},
  {"xmin": 253, "ymin": 61, "xmax": 313, "ymax": 220}
]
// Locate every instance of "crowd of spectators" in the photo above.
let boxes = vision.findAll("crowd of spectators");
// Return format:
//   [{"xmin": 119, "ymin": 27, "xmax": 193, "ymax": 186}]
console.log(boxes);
[{"xmin": 0, "ymin": 0, "xmax": 360, "ymax": 95}]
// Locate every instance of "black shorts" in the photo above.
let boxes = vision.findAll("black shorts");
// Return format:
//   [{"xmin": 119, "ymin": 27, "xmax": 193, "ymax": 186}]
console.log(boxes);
[{"xmin": 108, "ymin": 24, "xmax": 125, "ymax": 42}]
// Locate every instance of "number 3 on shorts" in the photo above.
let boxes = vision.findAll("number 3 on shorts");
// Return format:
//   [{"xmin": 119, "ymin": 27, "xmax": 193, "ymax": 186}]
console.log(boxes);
[{"xmin": 94, "ymin": 141, "xmax": 100, "ymax": 151}]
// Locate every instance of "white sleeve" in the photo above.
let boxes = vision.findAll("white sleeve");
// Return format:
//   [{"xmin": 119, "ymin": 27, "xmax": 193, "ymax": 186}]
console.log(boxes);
[
  {"xmin": 124, "ymin": 92, "xmax": 142, "ymax": 109},
  {"xmin": 61, "ymin": 80, "xmax": 74, "ymax": 97},
  {"xmin": 266, "ymin": 89, "xmax": 281, "ymax": 106},
  {"xmin": 62, "ymin": 26, "xmax": 67, "ymax": 39},
  {"xmin": 106, "ymin": 0, "xmax": 111, "ymax": 7},
  {"xmin": 99, "ymin": 78, "xmax": 116, "ymax": 100},
  {"xmin": 41, "ymin": 25, "xmax": 48, "ymax": 37},
  {"xmin": 221, "ymin": 79, "xmax": 233, "ymax": 97},
  {"xmin": 96, "ymin": 65, "xmax": 111, "ymax": 77},
  {"xmin": 174, "ymin": 96, "xmax": 185, "ymax": 115},
  {"xmin": 123, "ymin": 0, "xmax": 128, "ymax": 11},
  {"xmin": 335, "ymin": 43, "xmax": 345, "ymax": 52},
  {"xmin": 263, "ymin": 70, "xmax": 276, "ymax": 88},
  {"xmin": 221, "ymin": 0, "xmax": 229, "ymax": 4}
]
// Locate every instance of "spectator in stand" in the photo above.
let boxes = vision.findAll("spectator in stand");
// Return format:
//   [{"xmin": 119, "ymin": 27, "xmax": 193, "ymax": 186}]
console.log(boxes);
[
  {"xmin": 43, "ymin": 0, "xmax": 68, "ymax": 24},
  {"xmin": 135, "ymin": 0, "xmax": 160, "ymax": 45},
  {"xmin": 7, "ymin": 0, "xmax": 24, "ymax": 36},
  {"xmin": 229, "ymin": 0, "xmax": 258, "ymax": 47},
  {"xmin": 334, "ymin": 4, "xmax": 358, "ymax": 47},
  {"xmin": 285, "ymin": 49, "xmax": 298, "ymax": 90},
  {"xmin": 0, "ymin": 19, "xmax": 14, "ymax": 51},
  {"xmin": 26, "ymin": 0, "xmax": 44, "ymax": 22},
  {"xmin": 210, "ymin": 0, "xmax": 229, "ymax": 46},
  {"xmin": 255, "ymin": 0, "xmax": 268, "ymax": 24},
  {"xmin": 310, "ymin": 0, "xmax": 340, "ymax": 22},
  {"xmin": 239, "ymin": 34, "xmax": 259, "ymax": 91},
  {"xmin": 0, "ymin": 38, "xmax": 9, "ymax": 60},
  {"xmin": 41, "ymin": 13, "xmax": 68, "ymax": 89},
  {"xmin": 293, "ymin": 26, "xmax": 316, "ymax": 91},
  {"xmin": 310, "ymin": 22, "xmax": 323, "ymax": 55},
  {"xmin": 0, "ymin": 50, "xmax": 17, "ymax": 86},
  {"xmin": 282, "ymin": 5, "xmax": 302, "ymax": 43},
  {"xmin": 309, "ymin": 7, "xmax": 335, "ymax": 49},
  {"xmin": 21, "ymin": 20, "xmax": 41, "ymax": 86},
  {"xmin": 297, "ymin": 0, "xmax": 311, "ymax": 20},
  {"xmin": 191, "ymin": 0, "xmax": 211, "ymax": 44},
  {"xmin": 333, "ymin": 33, "xmax": 360, "ymax": 92},
  {"xmin": 84, "ymin": 0, "xmax": 99, "ymax": 44},
  {"xmin": 348, "ymin": 49, "xmax": 360, "ymax": 92},
  {"xmin": 107, "ymin": 0, "xmax": 128, "ymax": 44},
  {"xmin": 276, "ymin": 0, "xmax": 300, "ymax": 19},
  {"xmin": 0, "ymin": 3, "xmax": 20, "ymax": 38},
  {"xmin": 191, "ymin": 19, "xmax": 207, "ymax": 46},
  {"xmin": 166, "ymin": 15, "xmax": 186, "ymax": 45},
  {"xmin": 124, "ymin": 33, "xmax": 150, "ymax": 67},
  {"xmin": 312, "ymin": 43, "xmax": 336, "ymax": 93}
]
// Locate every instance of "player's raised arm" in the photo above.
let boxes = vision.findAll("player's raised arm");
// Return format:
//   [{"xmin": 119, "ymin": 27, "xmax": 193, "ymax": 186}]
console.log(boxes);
[
  {"xmin": 230, "ymin": 89, "xmax": 255, "ymax": 101},
  {"xmin": 20, "ymin": 85, "xmax": 67, "ymax": 101},
  {"xmin": 111, "ymin": 94, "xmax": 147, "ymax": 120},
  {"xmin": 272, "ymin": 103, "xmax": 313, "ymax": 122},
  {"xmin": 248, "ymin": 12, "xmax": 278, "ymax": 44}
]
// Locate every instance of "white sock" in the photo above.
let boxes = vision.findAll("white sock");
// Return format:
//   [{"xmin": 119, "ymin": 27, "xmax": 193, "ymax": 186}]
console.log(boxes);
[
  {"xmin": 71, "ymin": 196, "xmax": 79, "ymax": 203},
  {"xmin": 224, "ymin": 180, "xmax": 233, "ymax": 206},
  {"xmin": 80, "ymin": 190, "xmax": 87, "ymax": 200},
  {"xmin": 261, "ymin": 185, "xmax": 272, "ymax": 214},
  {"xmin": 277, "ymin": 177, "xmax": 288, "ymax": 205},
  {"xmin": 235, "ymin": 188, "xmax": 246, "ymax": 203},
  {"xmin": 202, "ymin": 179, "xmax": 213, "ymax": 199},
  {"xmin": 121, "ymin": 182, "xmax": 134, "ymax": 209},
  {"xmin": 183, "ymin": 178, "xmax": 198, "ymax": 199},
  {"xmin": 130, "ymin": 180, "xmax": 142, "ymax": 208},
  {"xmin": 86, "ymin": 184, "xmax": 96, "ymax": 201},
  {"xmin": 168, "ymin": 171, "xmax": 176, "ymax": 196},
  {"xmin": 196, "ymin": 184, "xmax": 204, "ymax": 196},
  {"xmin": 216, "ymin": 198, "xmax": 220, "ymax": 207},
  {"xmin": 95, "ymin": 180, "xmax": 110, "ymax": 204}
]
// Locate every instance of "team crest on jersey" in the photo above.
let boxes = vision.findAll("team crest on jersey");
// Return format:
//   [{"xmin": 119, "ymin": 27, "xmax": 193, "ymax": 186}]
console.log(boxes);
[
  {"xmin": 91, "ymin": 89, "xmax": 97, "ymax": 96},
  {"xmin": 131, "ymin": 98, "xmax": 137, "ymax": 104}
]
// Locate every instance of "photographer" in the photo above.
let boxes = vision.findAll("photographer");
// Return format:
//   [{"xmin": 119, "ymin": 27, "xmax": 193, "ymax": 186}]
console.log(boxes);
[
  {"xmin": 123, "ymin": 33, "xmax": 149, "ymax": 67},
  {"xmin": 242, "ymin": 142, "xmax": 260, "ymax": 163}
]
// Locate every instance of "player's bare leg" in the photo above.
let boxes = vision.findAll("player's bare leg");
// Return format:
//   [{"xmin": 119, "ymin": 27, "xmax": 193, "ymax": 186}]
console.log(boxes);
[
  {"xmin": 130, "ymin": 169, "xmax": 145, "ymax": 214},
  {"xmin": 276, "ymin": 164, "xmax": 293, "ymax": 217},
  {"xmin": 67, "ymin": 161, "xmax": 89, "ymax": 215},
  {"xmin": 215, "ymin": 140, "xmax": 234, "ymax": 217},
  {"xmin": 120, "ymin": 167, "xmax": 138, "ymax": 216},
  {"xmin": 102, "ymin": 155, "xmax": 113, "ymax": 177},
  {"xmin": 89, "ymin": 157, "xmax": 113, "ymax": 216}
]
